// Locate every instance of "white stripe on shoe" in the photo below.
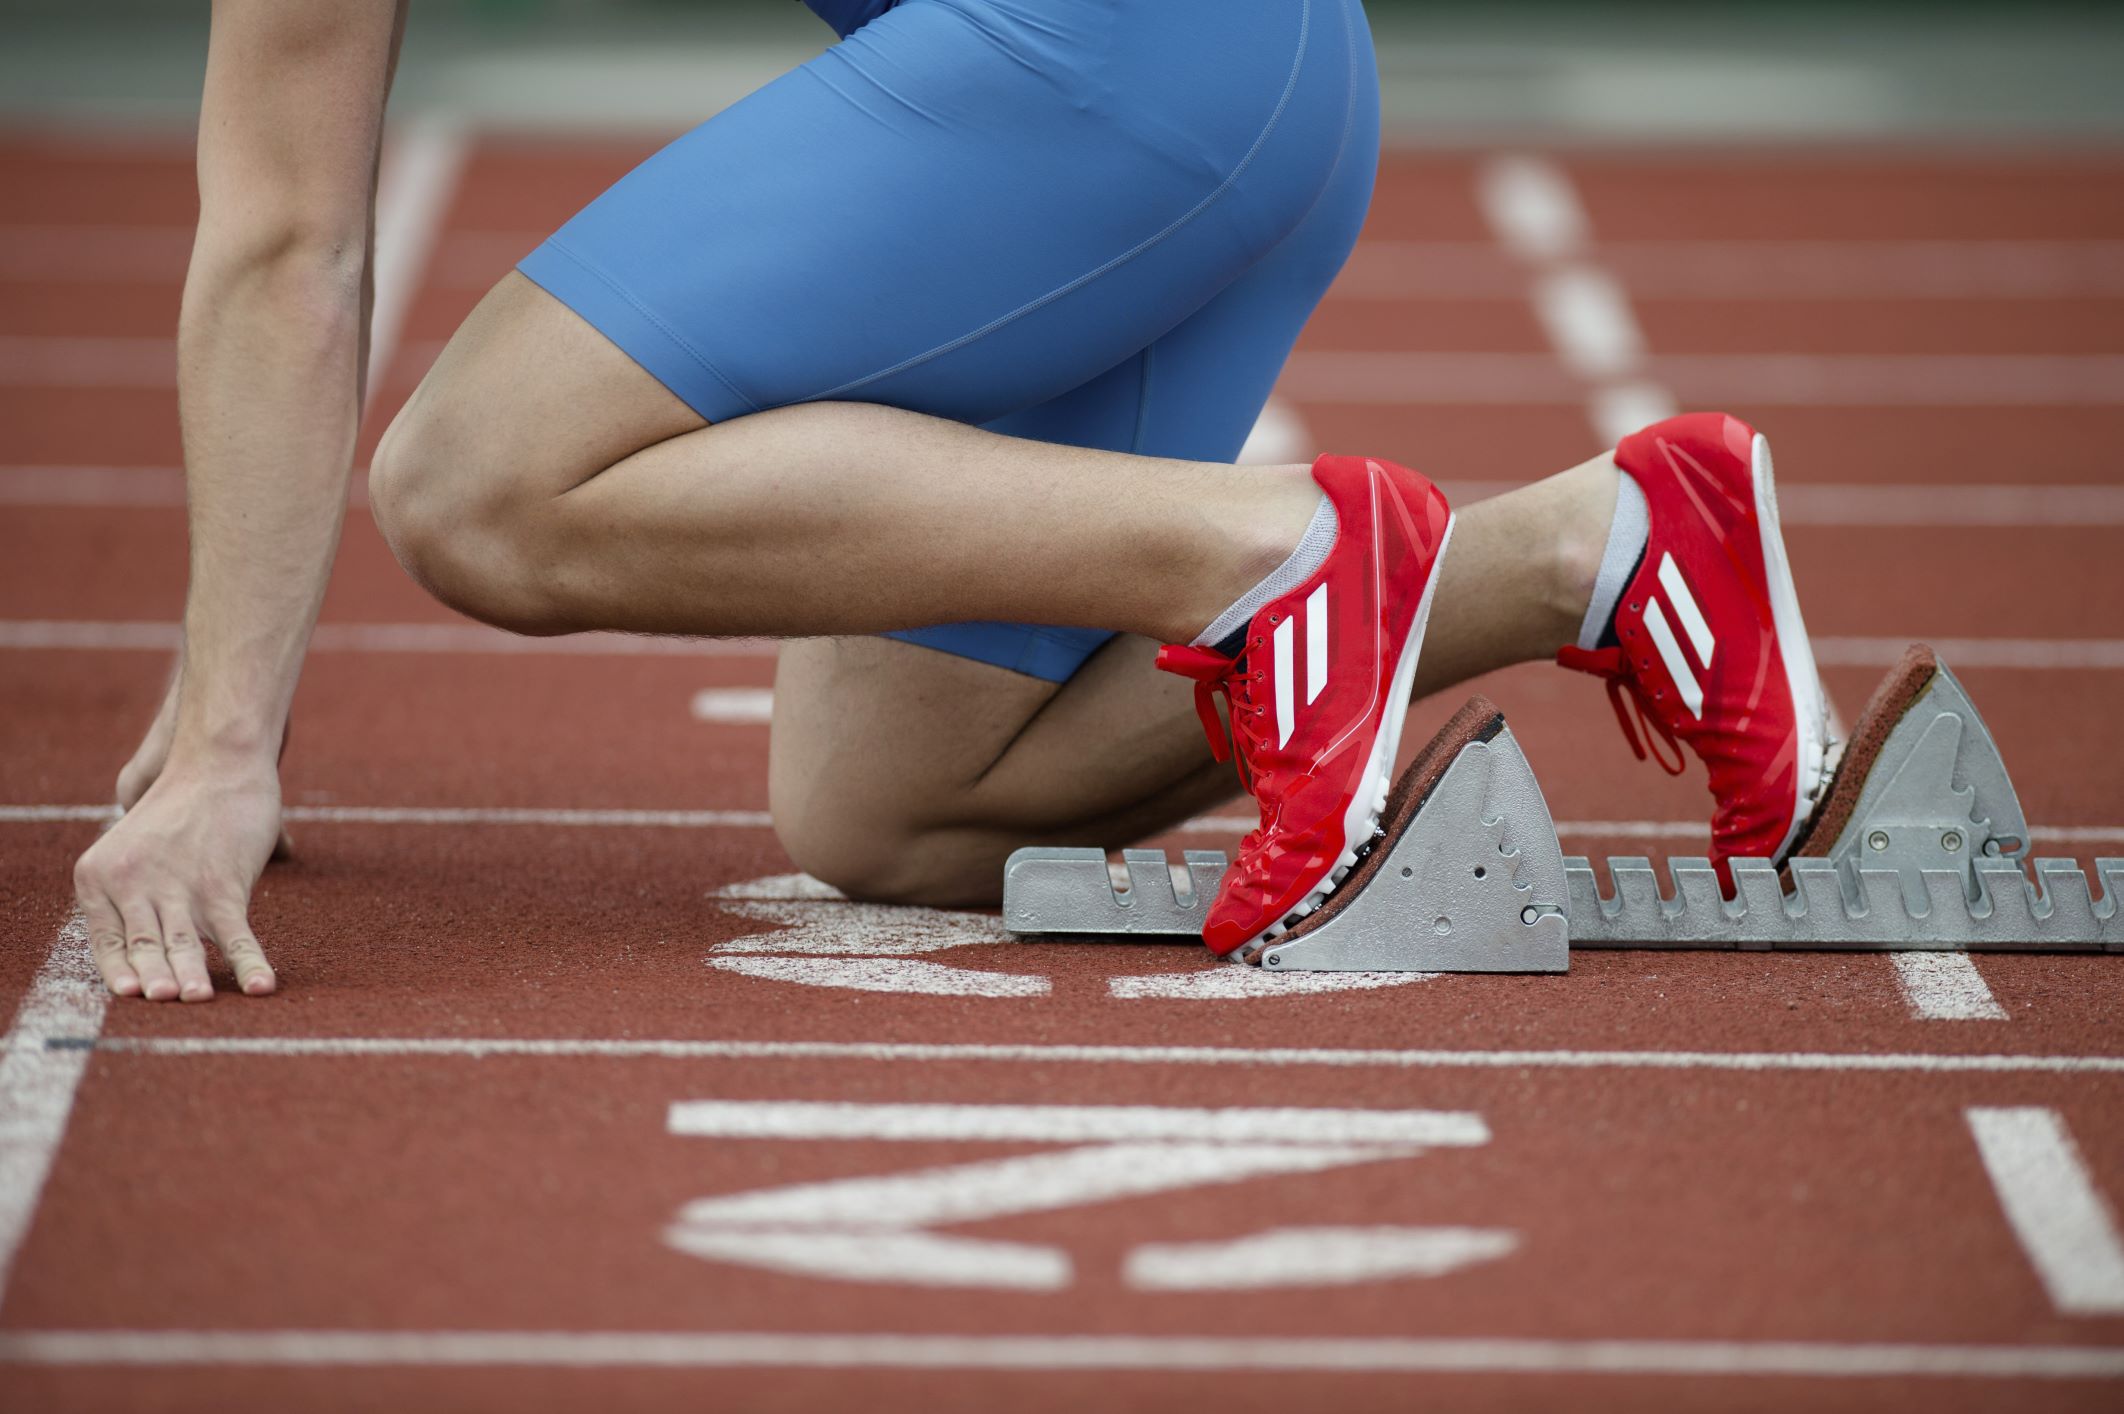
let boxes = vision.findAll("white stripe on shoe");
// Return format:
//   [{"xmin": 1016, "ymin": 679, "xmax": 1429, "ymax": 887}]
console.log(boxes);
[
  {"xmin": 1305, "ymin": 585, "xmax": 1328, "ymax": 706},
  {"xmin": 1643, "ymin": 599, "xmax": 1704, "ymax": 719},
  {"xmin": 1656, "ymin": 553, "xmax": 1717, "ymax": 670},
  {"xmin": 1273, "ymin": 617, "xmax": 1296, "ymax": 748}
]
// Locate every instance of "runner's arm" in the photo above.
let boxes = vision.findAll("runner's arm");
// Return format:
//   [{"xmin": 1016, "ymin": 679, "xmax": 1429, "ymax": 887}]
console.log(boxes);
[{"xmin": 72, "ymin": 0, "xmax": 406, "ymax": 1001}]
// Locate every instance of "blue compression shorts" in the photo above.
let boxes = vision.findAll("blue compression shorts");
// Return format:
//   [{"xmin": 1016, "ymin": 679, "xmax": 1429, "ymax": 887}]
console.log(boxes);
[{"xmin": 519, "ymin": 0, "xmax": 1378, "ymax": 683}]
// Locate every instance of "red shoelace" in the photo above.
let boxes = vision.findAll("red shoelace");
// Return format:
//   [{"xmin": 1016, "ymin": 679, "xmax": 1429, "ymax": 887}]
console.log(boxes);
[{"xmin": 1556, "ymin": 644, "xmax": 1687, "ymax": 776}]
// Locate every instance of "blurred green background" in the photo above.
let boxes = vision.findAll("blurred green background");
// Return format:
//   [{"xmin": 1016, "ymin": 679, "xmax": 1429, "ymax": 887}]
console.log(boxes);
[{"xmin": 4, "ymin": 0, "xmax": 2123, "ymax": 143}]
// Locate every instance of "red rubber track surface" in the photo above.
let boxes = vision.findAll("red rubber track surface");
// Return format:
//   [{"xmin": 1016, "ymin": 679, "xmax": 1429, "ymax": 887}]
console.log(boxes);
[{"xmin": 2, "ymin": 135, "xmax": 2122, "ymax": 1411}]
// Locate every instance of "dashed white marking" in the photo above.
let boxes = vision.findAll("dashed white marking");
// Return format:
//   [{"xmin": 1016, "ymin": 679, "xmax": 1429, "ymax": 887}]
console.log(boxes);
[
  {"xmin": 689, "ymin": 687, "xmax": 775, "ymax": 724},
  {"xmin": 1531, "ymin": 267, "xmax": 1644, "ymax": 381},
  {"xmin": 1966, "ymin": 1107, "xmax": 2124, "ymax": 1315},
  {"xmin": 5, "ymin": 1330, "xmax": 2123, "ymax": 1377},
  {"xmin": 1126, "ymin": 1226, "xmax": 1518, "ymax": 1291},
  {"xmin": 1476, "ymin": 155, "xmax": 1588, "ymax": 263},
  {"xmin": 1236, "ymin": 397, "xmax": 1312, "ymax": 466},
  {"xmin": 1477, "ymin": 154, "xmax": 1676, "ymax": 445},
  {"xmin": 1586, "ymin": 381, "xmax": 1680, "ymax": 446},
  {"xmin": 1893, "ymin": 954, "xmax": 2009, "ymax": 1021},
  {"xmin": 0, "ymin": 917, "xmax": 105, "ymax": 1305},
  {"xmin": 72, "ymin": 1036, "xmax": 2124, "ymax": 1076},
  {"xmin": 365, "ymin": 122, "xmax": 467, "ymax": 404}
]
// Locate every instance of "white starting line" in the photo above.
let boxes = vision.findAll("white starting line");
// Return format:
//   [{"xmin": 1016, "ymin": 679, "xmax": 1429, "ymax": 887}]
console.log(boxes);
[
  {"xmin": 61, "ymin": 1035, "xmax": 2124, "ymax": 1075},
  {"xmin": 15, "ymin": 804, "xmax": 2124, "ymax": 847},
  {"xmin": 0, "ymin": 1330, "xmax": 2119, "ymax": 1378}
]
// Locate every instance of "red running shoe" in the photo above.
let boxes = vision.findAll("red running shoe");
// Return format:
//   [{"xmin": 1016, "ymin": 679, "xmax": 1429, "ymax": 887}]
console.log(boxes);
[
  {"xmin": 1157, "ymin": 456, "xmax": 1453, "ymax": 957},
  {"xmin": 1559, "ymin": 412, "xmax": 1833, "ymax": 873}
]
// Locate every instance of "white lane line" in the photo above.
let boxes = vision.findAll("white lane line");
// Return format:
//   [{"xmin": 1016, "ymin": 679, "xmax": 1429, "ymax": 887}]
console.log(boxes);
[
  {"xmin": 0, "ymin": 466, "xmax": 186, "ymax": 506},
  {"xmin": 2, "ymin": 1329, "xmax": 2122, "ymax": 1377},
  {"xmin": 1539, "ymin": 820, "xmax": 2124, "ymax": 846},
  {"xmin": 1278, "ymin": 351, "xmax": 2124, "ymax": 409},
  {"xmin": 1333, "ymin": 239, "xmax": 2124, "ymax": 302},
  {"xmin": 10, "ymin": 622, "xmax": 2124, "ymax": 670},
  {"xmin": 22, "ymin": 227, "xmax": 2124, "ymax": 301},
  {"xmin": 0, "ymin": 224, "xmax": 195, "ymax": 280},
  {"xmin": 9, "ymin": 804, "xmax": 2124, "ymax": 847},
  {"xmin": 0, "ymin": 805, "xmax": 773, "ymax": 828},
  {"xmin": 32, "ymin": 338, "xmax": 2119, "ymax": 408},
  {"xmin": 667, "ymin": 1101, "xmax": 1485, "ymax": 1146},
  {"xmin": 1967, "ymin": 1107, "xmax": 2124, "ymax": 1315},
  {"xmin": 365, "ymin": 121, "xmax": 467, "ymax": 406},
  {"xmin": 0, "ymin": 917, "xmax": 106, "ymax": 1306},
  {"xmin": 1477, "ymin": 154, "xmax": 1675, "ymax": 445},
  {"xmin": 0, "ymin": 620, "xmax": 774, "ymax": 658},
  {"xmin": 1447, "ymin": 479, "xmax": 2124, "ymax": 528},
  {"xmin": 1761, "ymin": 483, "xmax": 2124, "ymax": 528},
  {"xmin": 63, "ymin": 1035, "xmax": 2124, "ymax": 1075},
  {"xmin": 1893, "ymin": 954, "xmax": 2010, "ymax": 1022},
  {"xmin": 1814, "ymin": 637, "xmax": 2124, "ymax": 671},
  {"xmin": 0, "ymin": 335, "xmax": 174, "ymax": 388}
]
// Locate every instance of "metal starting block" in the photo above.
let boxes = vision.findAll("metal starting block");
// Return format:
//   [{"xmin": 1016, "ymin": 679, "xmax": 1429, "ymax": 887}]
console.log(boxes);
[
  {"xmin": 1000, "ymin": 648, "xmax": 2123, "ymax": 970},
  {"xmin": 1004, "ymin": 703, "xmax": 1572, "ymax": 973}
]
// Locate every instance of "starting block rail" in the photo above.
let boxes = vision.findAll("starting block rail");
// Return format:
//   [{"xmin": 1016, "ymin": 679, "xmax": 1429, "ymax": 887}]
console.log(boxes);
[{"xmin": 1002, "ymin": 648, "xmax": 2123, "ymax": 970}]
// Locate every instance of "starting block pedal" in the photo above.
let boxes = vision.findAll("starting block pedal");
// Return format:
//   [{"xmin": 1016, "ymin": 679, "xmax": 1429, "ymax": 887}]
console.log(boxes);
[
  {"xmin": 1004, "ymin": 698, "xmax": 1571, "ymax": 973},
  {"xmin": 1568, "ymin": 645, "xmax": 2122, "ymax": 952},
  {"xmin": 1000, "ymin": 645, "xmax": 2121, "ymax": 969}
]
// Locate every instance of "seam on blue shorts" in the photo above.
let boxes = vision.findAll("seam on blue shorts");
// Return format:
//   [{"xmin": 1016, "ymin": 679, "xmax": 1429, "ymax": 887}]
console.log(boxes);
[
  {"xmin": 522, "ymin": 239, "xmax": 759, "ymax": 419},
  {"xmin": 804, "ymin": 0, "xmax": 1315, "ymax": 404}
]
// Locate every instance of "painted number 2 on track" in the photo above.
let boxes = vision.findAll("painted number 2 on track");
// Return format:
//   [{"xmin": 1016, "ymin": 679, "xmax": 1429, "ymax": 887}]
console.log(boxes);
[{"xmin": 662, "ymin": 1100, "xmax": 1518, "ymax": 1291}]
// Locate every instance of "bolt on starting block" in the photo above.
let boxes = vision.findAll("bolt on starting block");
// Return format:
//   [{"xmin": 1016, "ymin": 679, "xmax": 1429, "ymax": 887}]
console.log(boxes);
[{"xmin": 1000, "ymin": 644, "xmax": 2123, "ymax": 971}]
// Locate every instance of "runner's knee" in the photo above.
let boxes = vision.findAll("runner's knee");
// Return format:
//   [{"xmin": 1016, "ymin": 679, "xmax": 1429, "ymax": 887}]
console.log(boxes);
[
  {"xmin": 370, "ymin": 388, "xmax": 567, "ymax": 636},
  {"xmin": 774, "ymin": 802, "xmax": 1001, "ymax": 909}
]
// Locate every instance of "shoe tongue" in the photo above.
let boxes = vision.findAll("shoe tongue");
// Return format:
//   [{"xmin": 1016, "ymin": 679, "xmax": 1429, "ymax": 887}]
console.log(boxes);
[
  {"xmin": 1211, "ymin": 623, "xmax": 1250, "ymax": 661},
  {"xmin": 1596, "ymin": 542, "xmax": 1651, "ymax": 650}
]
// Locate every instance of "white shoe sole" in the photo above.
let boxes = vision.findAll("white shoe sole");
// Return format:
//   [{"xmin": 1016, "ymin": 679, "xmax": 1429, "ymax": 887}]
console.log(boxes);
[{"xmin": 1751, "ymin": 433, "xmax": 1833, "ymax": 860}]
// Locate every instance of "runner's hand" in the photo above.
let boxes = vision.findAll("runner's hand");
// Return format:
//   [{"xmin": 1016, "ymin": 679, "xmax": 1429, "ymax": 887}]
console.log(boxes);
[
  {"xmin": 74, "ymin": 760, "xmax": 283, "ymax": 1001},
  {"xmin": 114, "ymin": 666, "xmax": 296, "ymax": 859}
]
